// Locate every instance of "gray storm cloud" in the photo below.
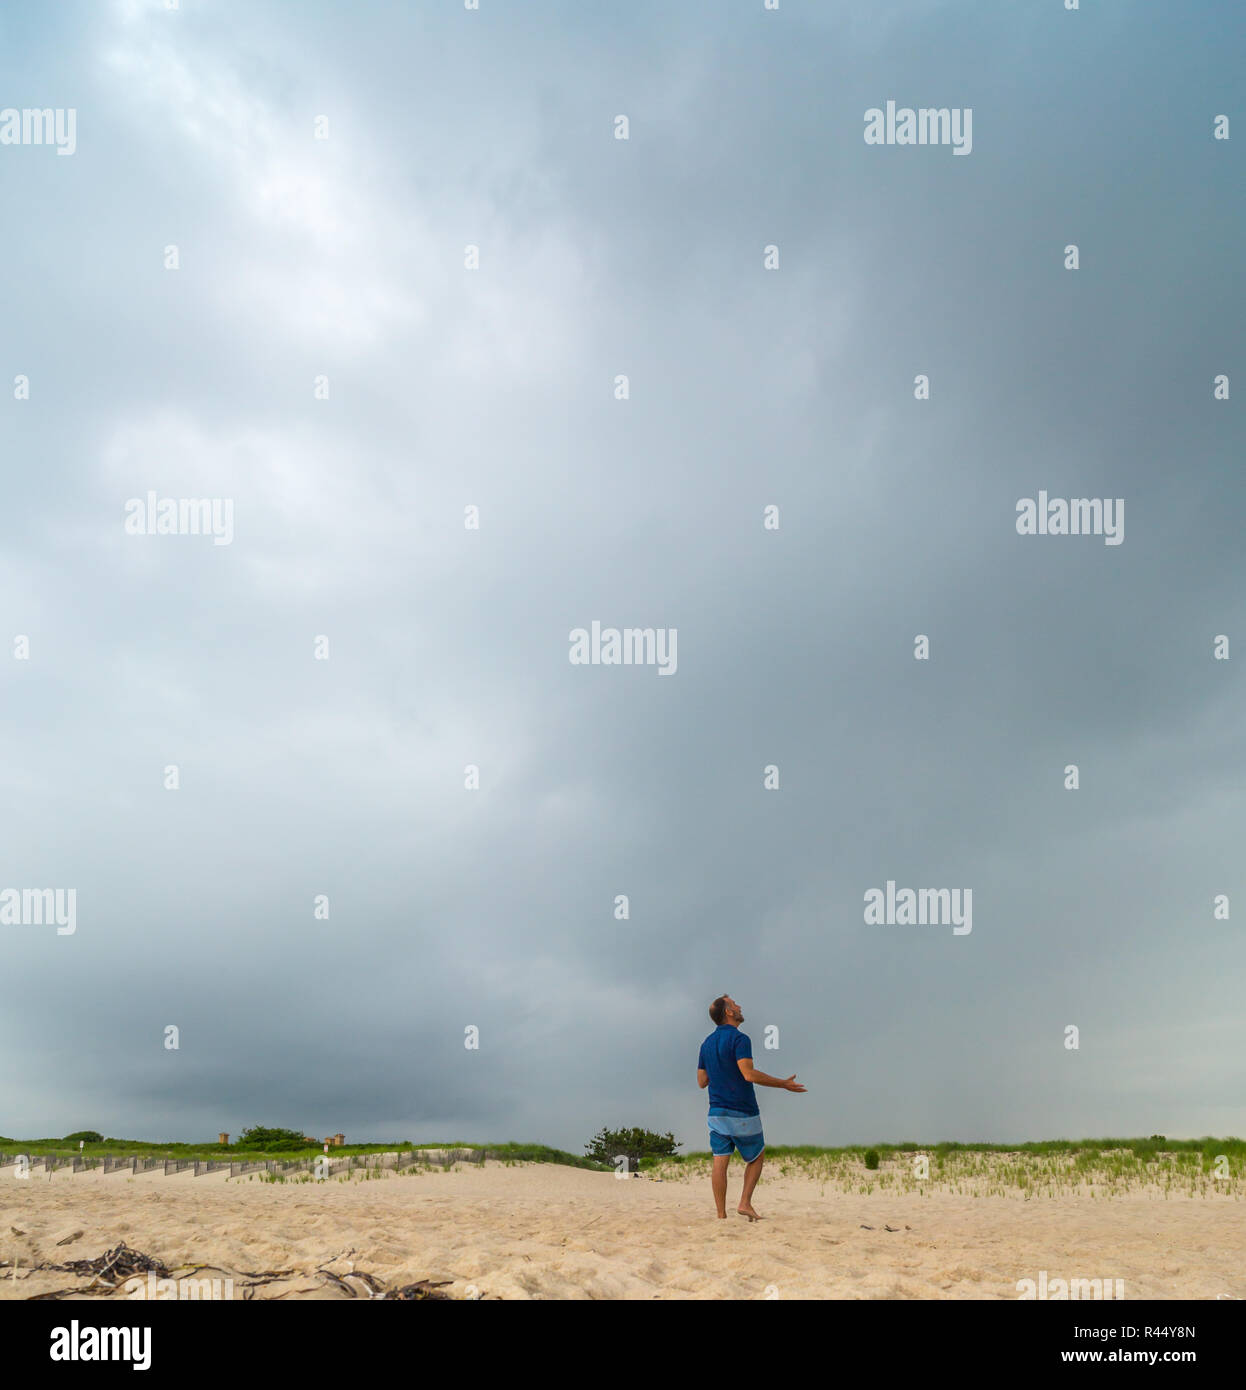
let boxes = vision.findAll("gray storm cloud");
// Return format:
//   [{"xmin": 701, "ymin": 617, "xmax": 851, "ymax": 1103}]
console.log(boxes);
[{"xmin": 1, "ymin": 0, "xmax": 1242, "ymax": 1151}]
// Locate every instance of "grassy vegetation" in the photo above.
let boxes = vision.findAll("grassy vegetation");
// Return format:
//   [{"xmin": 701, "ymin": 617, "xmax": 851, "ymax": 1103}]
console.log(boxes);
[
  {"xmin": 0, "ymin": 1137, "xmax": 609, "ymax": 1170},
  {"xmin": 478, "ymin": 1143, "xmax": 607, "ymax": 1170},
  {"xmin": 5, "ymin": 1134, "xmax": 1241, "ymax": 1193},
  {"xmin": 1, "ymin": 1138, "xmax": 412, "ymax": 1160},
  {"xmin": 654, "ymin": 1138, "xmax": 1246, "ymax": 1198}
]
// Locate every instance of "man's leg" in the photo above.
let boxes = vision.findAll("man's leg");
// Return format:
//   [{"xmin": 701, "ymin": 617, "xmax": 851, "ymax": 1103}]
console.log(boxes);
[
  {"xmin": 738, "ymin": 1149, "xmax": 764, "ymax": 1219},
  {"xmin": 711, "ymin": 1154, "xmax": 730, "ymax": 1218}
]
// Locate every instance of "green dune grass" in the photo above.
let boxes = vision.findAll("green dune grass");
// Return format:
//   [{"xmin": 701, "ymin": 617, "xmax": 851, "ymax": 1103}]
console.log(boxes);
[
  {"xmin": 652, "ymin": 1138, "xmax": 1245, "ymax": 1196},
  {"xmin": 3, "ymin": 1135, "xmax": 1242, "ymax": 1193},
  {"xmin": 0, "ymin": 1137, "xmax": 607, "ymax": 1169}
]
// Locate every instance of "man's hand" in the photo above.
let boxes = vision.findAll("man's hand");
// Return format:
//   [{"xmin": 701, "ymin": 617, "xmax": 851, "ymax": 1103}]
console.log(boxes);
[{"xmin": 738, "ymin": 1059, "xmax": 808, "ymax": 1092}]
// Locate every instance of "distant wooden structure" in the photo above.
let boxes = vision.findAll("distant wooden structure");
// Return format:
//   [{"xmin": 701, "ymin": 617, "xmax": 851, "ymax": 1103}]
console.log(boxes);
[{"xmin": 218, "ymin": 1133, "xmax": 229, "ymax": 1145}]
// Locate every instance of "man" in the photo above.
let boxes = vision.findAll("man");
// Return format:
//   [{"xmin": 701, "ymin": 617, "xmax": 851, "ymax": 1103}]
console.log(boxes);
[{"xmin": 696, "ymin": 993, "xmax": 806, "ymax": 1220}]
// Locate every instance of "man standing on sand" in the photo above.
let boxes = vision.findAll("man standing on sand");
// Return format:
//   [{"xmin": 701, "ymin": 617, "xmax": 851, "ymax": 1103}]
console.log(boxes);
[{"xmin": 696, "ymin": 993, "xmax": 806, "ymax": 1220}]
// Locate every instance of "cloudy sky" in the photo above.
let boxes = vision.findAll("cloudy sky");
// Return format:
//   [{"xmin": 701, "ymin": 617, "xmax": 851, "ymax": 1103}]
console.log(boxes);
[{"xmin": 1, "ymin": 0, "xmax": 1242, "ymax": 1152}]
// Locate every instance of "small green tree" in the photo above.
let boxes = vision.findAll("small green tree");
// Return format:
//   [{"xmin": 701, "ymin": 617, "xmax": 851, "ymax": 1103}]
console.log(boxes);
[
  {"xmin": 585, "ymin": 1126, "xmax": 680, "ymax": 1172},
  {"xmin": 863, "ymin": 1148, "xmax": 880, "ymax": 1170},
  {"xmin": 234, "ymin": 1126, "xmax": 310, "ymax": 1152},
  {"xmin": 64, "ymin": 1130, "xmax": 103, "ymax": 1144}
]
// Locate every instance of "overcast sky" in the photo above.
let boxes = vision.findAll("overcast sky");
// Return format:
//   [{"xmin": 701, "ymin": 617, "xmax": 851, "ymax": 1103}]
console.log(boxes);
[{"xmin": 1, "ymin": 0, "xmax": 1243, "ymax": 1152}]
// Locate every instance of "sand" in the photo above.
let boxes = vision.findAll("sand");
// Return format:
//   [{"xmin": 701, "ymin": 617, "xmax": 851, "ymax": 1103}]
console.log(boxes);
[{"xmin": 2, "ymin": 1158, "xmax": 1242, "ymax": 1300}]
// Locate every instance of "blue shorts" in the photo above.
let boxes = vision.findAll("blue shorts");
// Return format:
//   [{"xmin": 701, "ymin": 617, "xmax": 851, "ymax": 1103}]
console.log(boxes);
[{"xmin": 708, "ymin": 1109, "xmax": 765, "ymax": 1162}]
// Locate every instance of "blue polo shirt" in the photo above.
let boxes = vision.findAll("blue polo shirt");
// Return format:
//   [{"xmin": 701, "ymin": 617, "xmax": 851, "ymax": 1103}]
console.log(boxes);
[{"xmin": 697, "ymin": 1025, "xmax": 759, "ymax": 1116}]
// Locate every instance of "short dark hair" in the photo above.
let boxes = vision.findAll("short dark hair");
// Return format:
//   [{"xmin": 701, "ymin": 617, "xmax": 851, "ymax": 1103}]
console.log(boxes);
[{"xmin": 708, "ymin": 995, "xmax": 728, "ymax": 1025}]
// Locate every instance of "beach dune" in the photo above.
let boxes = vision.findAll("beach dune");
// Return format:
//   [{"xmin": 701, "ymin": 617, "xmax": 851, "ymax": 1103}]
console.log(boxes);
[{"xmin": 3, "ymin": 1156, "xmax": 1242, "ymax": 1300}]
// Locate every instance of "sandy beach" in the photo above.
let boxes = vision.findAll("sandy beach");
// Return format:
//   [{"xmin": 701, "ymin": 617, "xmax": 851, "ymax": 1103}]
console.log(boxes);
[{"xmin": 3, "ymin": 1155, "xmax": 1242, "ymax": 1301}]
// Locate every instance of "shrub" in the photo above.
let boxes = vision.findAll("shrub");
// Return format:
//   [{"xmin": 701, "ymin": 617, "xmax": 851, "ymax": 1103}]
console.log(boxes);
[
  {"xmin": 234, "ymin": 1126, "xmax": 310, "ymax": 1152},
  {"xmin": 63, "ymin": 1131, "xmax": 103, "ymax": 1144},
  {"xmin": 585, "ymin": 1126, "xmax": 680, "ymax": 1172},
  {"xmin": 863, "ymin": 1148, "xmax": 880, "ymax": 1170}
]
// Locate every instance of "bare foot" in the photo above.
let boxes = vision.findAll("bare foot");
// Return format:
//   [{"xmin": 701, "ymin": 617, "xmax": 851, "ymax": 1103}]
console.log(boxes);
[{"xmin": 737, "ymin": 1205, "xmax": 763, "ymax": 1221}]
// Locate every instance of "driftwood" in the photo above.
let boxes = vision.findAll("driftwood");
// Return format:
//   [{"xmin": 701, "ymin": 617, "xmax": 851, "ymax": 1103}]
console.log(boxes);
[
  {"xmin": 21, "ymin": 1241, "xmax": 471, "ymax": 1300},
  {"xmin": 24, "ymin": 1242, "xmax": 171, "ymax": 1298},
  {"xmin": 380, "ymin": 1279, "xmax": 455, "ymax": 1301}
]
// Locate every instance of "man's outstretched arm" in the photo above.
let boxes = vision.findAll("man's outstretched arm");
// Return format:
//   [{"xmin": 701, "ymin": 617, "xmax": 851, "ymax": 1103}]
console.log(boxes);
[{"xmin": 738, "ymin": 1058, "xmax": 807, "ymax": 1092}]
